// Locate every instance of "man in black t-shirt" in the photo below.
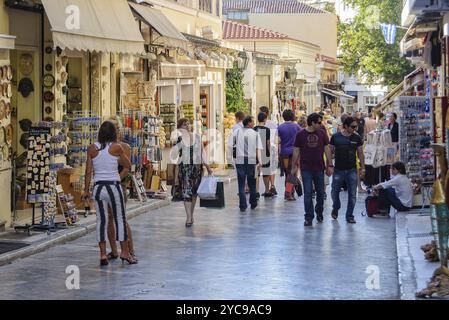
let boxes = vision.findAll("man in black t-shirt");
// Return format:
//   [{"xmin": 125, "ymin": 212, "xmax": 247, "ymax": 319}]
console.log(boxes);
[
  {"xmin": 329, "ymin": 116, "xmax": 365, "ymax": 224},
  {"xmin": 388, "ymin": 113, "xmax": 399, "ymax": 143}
]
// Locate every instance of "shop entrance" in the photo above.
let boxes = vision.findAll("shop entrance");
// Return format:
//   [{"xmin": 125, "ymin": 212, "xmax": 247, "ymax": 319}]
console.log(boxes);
[{"xmin": 256, "ymin": 75, "xmax": 271, "ymax": 111}]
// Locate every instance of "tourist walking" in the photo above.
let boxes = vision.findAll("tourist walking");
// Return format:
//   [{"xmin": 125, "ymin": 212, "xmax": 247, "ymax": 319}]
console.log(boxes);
[
  {"xmin": 277, "ymin": 109, "xmax": 301, "ymax": 201},
  {"xmin": 106, "ymin": 116, "xmax": 137, "ymax": 261},
  {"xmin": 329, "ymin": 116, "xmax": 365, "ymax": 224},
  {"xmin": 233, "ymin": 116, "xmax": 263, "ymax": 211},
  {"xmin": 259, "ymin": 106, "xmax": 278, "ymax": 196},
  {"xmin": 254, "ymin": 112, "xmax": 272, "ymax": 197},
  {"xmin": 82, "ymin": 121, "xmax": 136, "ymax": 266},
  {"xmin": 291, "ymin": 113, "xmax": 333, "ymax": 226},
  {"xmin": 173, "ymin": 118, "xmax": 213, "ymax": 227}
]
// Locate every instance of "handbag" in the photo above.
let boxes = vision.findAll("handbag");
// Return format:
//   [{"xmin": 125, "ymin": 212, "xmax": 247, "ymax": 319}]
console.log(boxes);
[
  {"xmin": 295, "ymin": 181, "xmax": 303, "ymax": 197},
  {"xmin": 364, "ymin": 144, "xmax": 377, "ymax": 166}
]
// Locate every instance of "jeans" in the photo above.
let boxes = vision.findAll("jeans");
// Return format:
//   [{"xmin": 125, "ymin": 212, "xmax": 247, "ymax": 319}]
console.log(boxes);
[
  {"xmin": 331, "ymin": 169, "xmax": 358, "ymax": 220},
  {"xmin": 378, "ymin": 188, "xmax": 410, "ymax": 213},
  {"xmin": 302, "ymin": 170, "xmax": 325, "ymax": 222},
  {"xmin": 236, "ymin": 163, "xmax": 257, "ymax": 210}
]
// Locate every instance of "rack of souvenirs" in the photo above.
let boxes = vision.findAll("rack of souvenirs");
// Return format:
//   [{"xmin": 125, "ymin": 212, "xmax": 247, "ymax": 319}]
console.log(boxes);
[
  {"xmin": 159, "ymin": 103, "xmax": 176, "ymax": 147},
  {"xmin": 396, "ymin": 96, "xmax": 435, "ymax": 188},
  {"xmin": 15, "ymin": 121, "xmax": 70, "ymax": 235}
]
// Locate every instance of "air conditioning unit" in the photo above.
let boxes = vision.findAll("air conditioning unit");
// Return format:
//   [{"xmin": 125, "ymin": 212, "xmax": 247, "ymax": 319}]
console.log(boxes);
[{"xmin": 409, "ymin": 0, "xmax": 449, "ymax": 13}]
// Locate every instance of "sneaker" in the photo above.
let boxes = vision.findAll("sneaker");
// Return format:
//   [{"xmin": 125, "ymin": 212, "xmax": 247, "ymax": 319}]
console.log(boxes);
[
  {"xmin": 270, "ymin": 187, "xmax": 278, "ymax": 196},
  {"xmin": 347, "ymin": 217, "xmax": 356, "ymax": 224},
  {"xmin": 317, "ymin": 213, "xmax": 324, "ymax": 223},
  {"xmin": 304, "ymin": 220, "xmax": 313, "ymax": 227},
  {"xmin": 331, "ymin": 209, "xmax": 338, "ymax": 220}
]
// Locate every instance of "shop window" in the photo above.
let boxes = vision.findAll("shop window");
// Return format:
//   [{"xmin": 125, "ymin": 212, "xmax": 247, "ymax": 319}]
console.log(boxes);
[
  {"xmin": 364, "ymin": 96, "xmax": 378, "ymax": 106},
  {"xmin": 199, "ymin": 0, "xmax": 212, "ymax": 13}
]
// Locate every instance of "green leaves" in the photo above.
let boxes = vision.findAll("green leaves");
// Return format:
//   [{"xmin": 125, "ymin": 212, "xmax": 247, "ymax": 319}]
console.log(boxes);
[
  {"xmin": 338, "ymin": 0, "xmax": 414, "ymax": 86},
  {"xmin": 226, "ymin": 65, "xmax": 249, "ymax": 114}
]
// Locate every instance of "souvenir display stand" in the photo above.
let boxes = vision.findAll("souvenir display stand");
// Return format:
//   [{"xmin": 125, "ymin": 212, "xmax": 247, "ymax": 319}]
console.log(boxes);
[
  {"xmin": 65, "ymin": 112, "xmax": 101, "ymax": 209},
  {"xmin": 364, "ymin": 129, "xmax": 393, "ymax": 187},
  {"xmin": 395, "ymin": 96, "xmax": 435, "ymax": 207},
  {"xmin": 14, "ymin": 122, "xmax": 69, "ymax": 235}
]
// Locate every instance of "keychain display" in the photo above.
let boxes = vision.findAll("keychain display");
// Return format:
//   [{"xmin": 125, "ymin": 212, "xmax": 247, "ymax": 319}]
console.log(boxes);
[{"xmin": 396, "ymin": 96, "xmax": 435, "ymax": 187}]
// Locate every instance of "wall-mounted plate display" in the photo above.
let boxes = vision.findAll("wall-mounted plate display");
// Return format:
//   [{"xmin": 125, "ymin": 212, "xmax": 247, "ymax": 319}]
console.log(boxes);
[
  {"xmin": 45, "ymin": 64, "xmax": 52, "ymax": 72},
  {"xmin": 45, "ymin": 106, "xmax": 52, "ymax": 114},
  {"xmin": 45, "ymin": 46, "xmax": 53, "ymax": 54}
]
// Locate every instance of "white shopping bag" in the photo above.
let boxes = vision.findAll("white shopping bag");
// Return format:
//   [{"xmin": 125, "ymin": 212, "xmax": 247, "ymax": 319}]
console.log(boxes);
[
  {"xmin": 364, "ymin": 144, "xmax": 377, "ymax": 166},
  {"xmin": 197, "ymin": 176, "xmax": 218, "ymax": 200}
]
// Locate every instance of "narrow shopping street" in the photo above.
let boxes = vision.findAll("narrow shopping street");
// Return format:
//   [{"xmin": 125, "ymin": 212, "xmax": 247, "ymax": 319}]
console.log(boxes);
[{"xmin": 0, "ymin": 180, "xmax": 399, "ymax": 300}]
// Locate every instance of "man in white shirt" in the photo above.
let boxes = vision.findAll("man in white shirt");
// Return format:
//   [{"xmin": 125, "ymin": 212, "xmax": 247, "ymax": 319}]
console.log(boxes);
[
  {"xmin": 259, "ymin": 106, "xmax": 278, "ymax": 195},
  {"xmin": 373, "ymin": 161, "xmax": 413, "ymax": 213},
  {"xmin": 227, "ymin": 111, "xmax": 246, "ymax": 165},
  {"xmin": 233, "ymin": 116, "xmax": 263, "ymax": 212}
]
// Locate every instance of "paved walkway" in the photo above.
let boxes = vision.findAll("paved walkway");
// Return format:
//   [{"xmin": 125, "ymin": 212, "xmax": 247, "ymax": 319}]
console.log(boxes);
[{"xmin": 0, "ymin": 178, "xmax": 399, "ymax": 300}]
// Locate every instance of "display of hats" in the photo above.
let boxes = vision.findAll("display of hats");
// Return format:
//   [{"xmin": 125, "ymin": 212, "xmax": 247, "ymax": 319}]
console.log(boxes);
[
  {"xmin": 5, "ymin": 124, "xmax": 12, "ymax": 145},
  {"xmin": 43, "ymin": 91, "xmax": 55, "ymax": 102},
  {"xmin": 19, "ymin": 53, "xmax": 33, "ymax": 76},
  {"xmin": 19, "ymin": 119, "xmax": 32, "ymax": 131},
  {"xmin": 18, "ymin": 78, "xmax": 34, "ymax": 98},
  {"xmin": 0, "ymin": 100, "xmax": 5, "ymax": 120}
]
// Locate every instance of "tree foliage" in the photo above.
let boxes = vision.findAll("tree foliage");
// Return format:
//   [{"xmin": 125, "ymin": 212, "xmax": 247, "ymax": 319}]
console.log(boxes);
[
  {"xmin": 225, "ymin": 65, "xmax": 248, "ymax": 113},
  {"xmin": 338, "ymin": 0, "xmax": 414, "ymax": 87}
]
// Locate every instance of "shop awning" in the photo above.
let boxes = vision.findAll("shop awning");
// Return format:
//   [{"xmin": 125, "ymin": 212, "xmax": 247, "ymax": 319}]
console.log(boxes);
[
  {"xmin": 128, "ymin": 2, "xmax": 188, "ymax": 50},
  {"xmin": 322, "ymin": 88, "xmax": 355, "ymax": 100},
  {"xmin": 373, "ymin": 81, "xmax": 405, "ymax": 112},
  {"xmin": 0, "ymin": 34, "xmax": 15, "ymax": 50},
  {"xmin": 41, "ymin": 0, "xmax": 144, "ymax": 54}
]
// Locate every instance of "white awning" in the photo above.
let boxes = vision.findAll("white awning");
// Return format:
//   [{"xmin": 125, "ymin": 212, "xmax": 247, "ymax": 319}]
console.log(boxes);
[
  {"xmin": 0, "ymin": 34, "xmax": 15, "ymax": 50},
  {"xmin": 322, "ymin": 88, "xmax": 355, "ymax": 100},
  {"xmin": 129, "ymin": 2, "xmax": 188, "ymax": 50},
  {"xmin": 41, "ymin": 0, "xmax": 145, "ymax": 54}
]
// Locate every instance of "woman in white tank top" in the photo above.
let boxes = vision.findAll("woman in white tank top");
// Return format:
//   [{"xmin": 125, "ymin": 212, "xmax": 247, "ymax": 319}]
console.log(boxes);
[{"xmin": 82, "ymin": 121, "xmax": 136, "ymax": 266}]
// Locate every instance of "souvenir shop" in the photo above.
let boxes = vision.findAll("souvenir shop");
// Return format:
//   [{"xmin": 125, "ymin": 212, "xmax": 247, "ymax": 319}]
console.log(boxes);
[{"xmin": 3, "ymin": 0, "xmax": 176, "ymax": 233}]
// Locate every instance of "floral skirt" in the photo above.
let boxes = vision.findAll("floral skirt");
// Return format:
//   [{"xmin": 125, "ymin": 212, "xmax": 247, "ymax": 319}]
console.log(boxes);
[{"xmin": 179, "ymin": 163, "xmax": 203, "ymax": 202}]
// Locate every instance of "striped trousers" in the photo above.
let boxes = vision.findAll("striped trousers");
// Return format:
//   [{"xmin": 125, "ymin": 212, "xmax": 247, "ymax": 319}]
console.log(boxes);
[{"xmin": 93, "ymin": 181, "xmax": 128, "ymax": 243}]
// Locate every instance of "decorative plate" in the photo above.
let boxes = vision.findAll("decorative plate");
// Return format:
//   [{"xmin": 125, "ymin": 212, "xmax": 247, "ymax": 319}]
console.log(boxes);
[
  {"xmin": 6, "ymin": 83, "xmax": 12, "ymax": 98},
  {"xmin": 43, "ymin": 91, "xmax": 54, "ymax": 103},
  {"xmin": 6, "ymin": 65, "xmax": 12, "ymax": 81},
  {"xmin": 45, "ymin": 64, "xmax": 52, "ymax": 72},
  {"xmin": 45, "ymin": 46, "xmax": 53, "ymax": 54},
  {"xmin": 43, "ymin": 74, "xmax": 55, "ymax": 88},
  {"xmin": 0, "ymin": 100, "xmax": 5, "ymax": 120},
  {"xmin": 2, "ymin": 144, "xmax": 9, "ymax": 160},
  {"xmin": 0, "ymin": 126, "xmax": 5, "ymax": 144},
  {"xmin": 45, "ymin": 106, "xmax": 52, "ymax": 114},
  {"xmin": 5, "ymin": 102, "xmax": 10, "ymax": 118},
  {"xmin": 5, "ymin": 125, "xmax": 12, "ymax": 145},
  {"xmin": 2, "ymin": 66, "xmax": 7, "ymax": 80}
]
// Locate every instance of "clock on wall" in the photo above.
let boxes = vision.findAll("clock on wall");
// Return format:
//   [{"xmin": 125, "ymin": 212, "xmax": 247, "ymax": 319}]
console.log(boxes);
[{"xmin": 43, "ymin": 74, "xmax": 55, "ymax": 88}]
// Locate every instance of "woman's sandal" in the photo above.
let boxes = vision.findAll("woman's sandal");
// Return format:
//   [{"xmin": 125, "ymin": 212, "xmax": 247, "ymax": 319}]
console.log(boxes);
[
  {"xmin": 100, "ymin": 258, "xmax": 109, "ymax": 266},
  {"xmin": 120, "ymin": 255, "xmax": 138, "ymax": 265},
  {"xmin": 107, "ymin": 252, "xmax": 119, "ymax": 260}
]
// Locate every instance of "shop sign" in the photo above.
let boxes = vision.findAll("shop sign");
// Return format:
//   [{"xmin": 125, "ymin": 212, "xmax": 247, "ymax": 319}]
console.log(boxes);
[{"xmin": 160, "ymin": 63, "xmax": 205, "ymax": 79}]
